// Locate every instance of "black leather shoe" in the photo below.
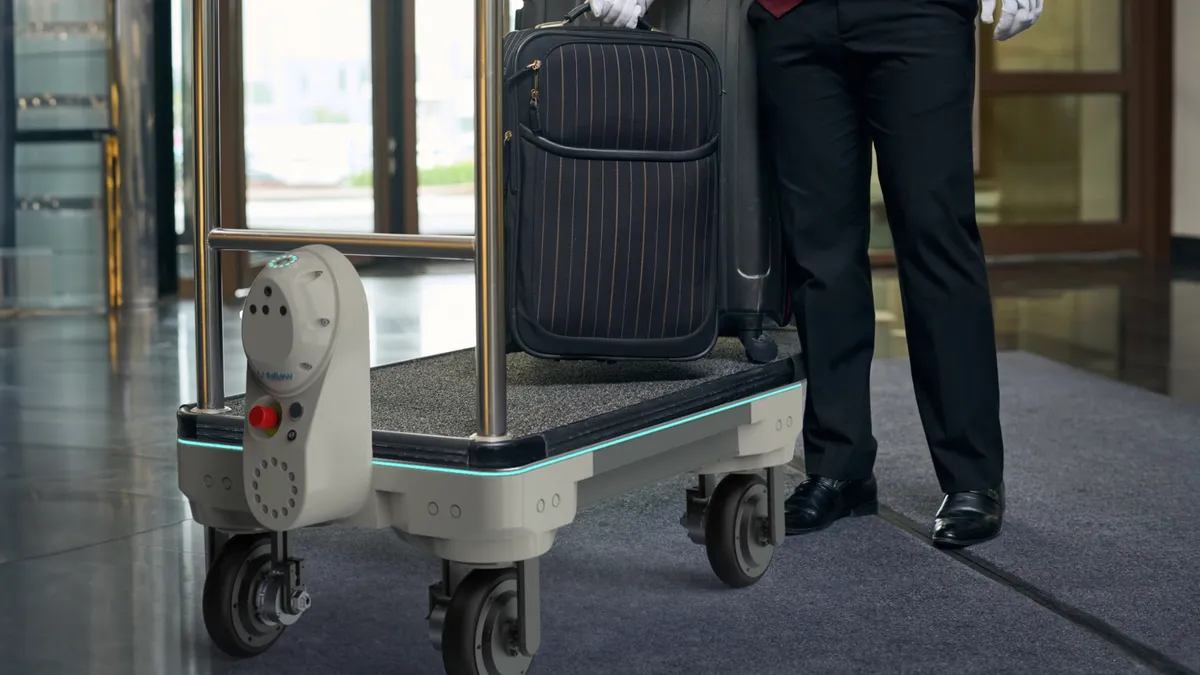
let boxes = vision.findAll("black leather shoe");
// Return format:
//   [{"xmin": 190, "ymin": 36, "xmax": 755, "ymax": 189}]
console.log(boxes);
[
  {"xmin": 784, "ymin": 475, "xmax": 878, "ymax": 535},
  {"xmin": 930, "ymin": 484, "xmax": 1005, "ymax": 549}
]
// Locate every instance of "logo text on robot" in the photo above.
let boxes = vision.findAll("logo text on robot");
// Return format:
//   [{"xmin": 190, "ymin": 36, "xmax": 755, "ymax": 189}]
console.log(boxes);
[{"xmin": 259, "ymin": 371, "xmax": 294, "ymax": 381}]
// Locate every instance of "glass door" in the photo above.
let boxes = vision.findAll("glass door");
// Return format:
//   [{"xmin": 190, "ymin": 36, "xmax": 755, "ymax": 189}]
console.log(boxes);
[
  {"xmin": 241, "ymin": 0, "xmax": 375, "ymax": 270},
  {"xmin": 868, "ymin": 0, "xmax": 1167, "ymax": 262},
  {"xmin": 410, "ymin": 0, "xmax": 522, "ymax": 235}
]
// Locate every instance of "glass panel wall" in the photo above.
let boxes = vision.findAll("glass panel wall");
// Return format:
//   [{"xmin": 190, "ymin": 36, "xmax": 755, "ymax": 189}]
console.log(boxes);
[
  {"xmin": 3, "ymin": 0, "xmax": 111, "ymax": 311},
  {"xmin": 171, "ymin": 0, "xmax": 189, "ymax": 282}
]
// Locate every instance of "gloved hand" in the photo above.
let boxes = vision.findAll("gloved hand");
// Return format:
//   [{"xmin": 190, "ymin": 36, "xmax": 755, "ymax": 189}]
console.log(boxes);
[
  {"xmin": 981, "ymin": 0, "xmax": 1042, "ymax": 41},
  {"xmin": 589, "ymin": 0, "xmax": 650, "ymax": 29}
]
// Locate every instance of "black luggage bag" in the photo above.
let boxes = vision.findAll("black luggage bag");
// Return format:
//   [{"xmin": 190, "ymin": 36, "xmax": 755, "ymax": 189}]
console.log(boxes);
[
  {"xmin": 503, "ymin": 5, "xmax": 723, "ymax": 361},
  {"xmin": 515, "ymin": 0, "xmax": 792, "ymax": 364}
]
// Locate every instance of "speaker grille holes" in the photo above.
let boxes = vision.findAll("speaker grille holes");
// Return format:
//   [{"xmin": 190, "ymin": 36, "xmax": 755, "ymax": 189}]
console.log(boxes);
[
  {"xmin": 272, "ymin": 509, "xmax": 279, "ymax": 519},
  {"xmin": 261, "ymin": 460, "xmax": 268, "ymax": 469},
  {"xmin": 263, "ymin": 306, "xmax": 270, "ymax": 315},
  {"xmin": 291, "ymin": 486, "xmax": 298, "ymax": 495},
  {"xmin": 254, "ymin": 494, "xmax": 261, "ymax": 504},
  {"xmin": 280, "ymin": 306, "xmax": 288, "ymax": 316},
  {"xmin": 252, "ymin": 480, "xmax": 258, "ymax": 490},
  {"xmin": 261, "ymin": 505, "xmax": 268, "ymax": 514},
  {"xmin": 264, "ymin": 286, "xmax": 273, "ymax": 297},
  {"xmin": 271, "ymin": 457, "xmax": 278, "ymax": 467},
  {"xmin": 281, "ymin": 462, "xmax": 288, "ymax": 471},
  {"xmin": 282, "ymin": 508, "xmax": 289, "ymax": 517},
  {"xmin": 289, "ymin": 498, "xmax": 296, "ymax": 508},
  {"xmin": 249, "ymin": 305, "xmax": 257, "ymax": 314},
  {"xmin": 253, "ymin": 468, "xmax": 261, "ymax": 478},
  {"xmin": 289, "ymin": 472, "xmax": 295, "ymax": 482}
]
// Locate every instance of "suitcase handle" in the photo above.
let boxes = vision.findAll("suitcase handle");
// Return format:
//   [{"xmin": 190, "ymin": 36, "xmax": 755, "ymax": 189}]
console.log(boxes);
[{"xmin": 560, "ymin": 2, "xmax": 656, "ymax": 31}]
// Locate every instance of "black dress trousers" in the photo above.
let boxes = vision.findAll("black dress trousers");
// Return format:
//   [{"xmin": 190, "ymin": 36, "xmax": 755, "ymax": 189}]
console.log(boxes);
[{"xmin": 749, "ymin": 0, "xmax": 1004, "ymax": 493}]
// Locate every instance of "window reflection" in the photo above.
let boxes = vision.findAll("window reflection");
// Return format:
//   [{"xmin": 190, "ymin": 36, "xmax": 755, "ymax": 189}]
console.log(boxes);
[{"xmin": 873, "ymin": 272, "xmax": 1122, "ymax": 377}]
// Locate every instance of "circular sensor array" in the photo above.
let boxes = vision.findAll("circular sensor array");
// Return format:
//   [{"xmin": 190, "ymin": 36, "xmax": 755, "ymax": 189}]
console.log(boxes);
[{"xmin": 251, "ymin": 457, "xmax": 300, "ymax": 520}]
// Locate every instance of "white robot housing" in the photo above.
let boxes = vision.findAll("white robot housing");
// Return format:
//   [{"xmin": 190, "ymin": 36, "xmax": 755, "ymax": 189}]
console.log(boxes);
[{"xmin": 240, "ymin": 245, "xmax": 373, "ymax": 531}]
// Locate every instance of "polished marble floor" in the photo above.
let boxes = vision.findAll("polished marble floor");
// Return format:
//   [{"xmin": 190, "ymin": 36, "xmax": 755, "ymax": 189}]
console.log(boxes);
[{"xmin": 0, "ymin": 259, "xmax": 1197, "ymax": 674}]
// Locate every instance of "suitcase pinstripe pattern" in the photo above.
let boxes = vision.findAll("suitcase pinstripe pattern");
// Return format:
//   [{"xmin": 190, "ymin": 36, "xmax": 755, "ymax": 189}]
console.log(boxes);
[{"xmin": 504, "ymin": 24, "xmax": 722, "ymax": 361}]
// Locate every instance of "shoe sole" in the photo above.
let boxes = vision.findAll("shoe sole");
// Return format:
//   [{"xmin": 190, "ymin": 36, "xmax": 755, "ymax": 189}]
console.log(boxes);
[{"xmin": 785, "ymin": 499, "xmax": 879, "ymax": 536}]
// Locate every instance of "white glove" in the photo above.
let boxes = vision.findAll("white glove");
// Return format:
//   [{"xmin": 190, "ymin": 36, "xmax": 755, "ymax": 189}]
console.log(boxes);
[
  {"xmin": 981, "ymin": 0, "xmax": 1042, "ymax": 41},
  {"xmin": 590, "ymin": 0, "xmax": 648, "ymax": 29}
]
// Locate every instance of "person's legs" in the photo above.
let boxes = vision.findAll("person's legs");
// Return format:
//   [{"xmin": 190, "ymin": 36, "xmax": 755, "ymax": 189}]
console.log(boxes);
[
  {"xmin": 750, "ymin": 0, "xmax": 880, "ymax": 534},
  {"xmin": 847, "ymin": 0, "xmax": 1005, "ymax": 545}
]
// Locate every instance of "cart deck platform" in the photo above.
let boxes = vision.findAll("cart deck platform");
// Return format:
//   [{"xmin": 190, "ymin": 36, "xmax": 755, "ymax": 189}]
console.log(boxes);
[{"xmin": 178, "ymin": 335, "xmax": 803, "ymax": 471}]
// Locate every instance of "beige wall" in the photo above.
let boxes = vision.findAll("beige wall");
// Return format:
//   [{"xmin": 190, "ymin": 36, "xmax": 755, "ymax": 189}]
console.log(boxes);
[{"xmin": 1174, "ymin": 0, "xmax": 1200, "ymax": 236}]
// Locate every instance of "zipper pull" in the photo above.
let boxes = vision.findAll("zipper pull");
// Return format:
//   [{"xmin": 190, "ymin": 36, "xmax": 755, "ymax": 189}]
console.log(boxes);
[
  {"xmin": 528, "ymin": 60, "xmax": 541, "ymax": 107},
  {"xmin": 528, "ymin": 60, "xmax": 542, "ymax": 133}
]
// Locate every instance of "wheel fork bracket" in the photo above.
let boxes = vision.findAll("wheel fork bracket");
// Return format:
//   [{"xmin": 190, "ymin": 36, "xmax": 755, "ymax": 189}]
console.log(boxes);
[
  {"xmin": 767, "ymin": 466, "xmax": 785, "ymax": 547},
  {"xmin": 681, "ymin": 474, "xmax": 718, "ymax": 546},
  {"xmin": 516, "ymin": 558, "xmax": 540, "ymax": 657},
  {"xmin": 270, "ymin": 532, "xmax": 308, "ymax": 615}
]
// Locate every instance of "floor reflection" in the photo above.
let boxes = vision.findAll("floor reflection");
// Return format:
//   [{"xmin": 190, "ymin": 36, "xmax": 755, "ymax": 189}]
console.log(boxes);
[{"xmin": 0, "ymin": 259, "xmax": 1195, "ymax": 674}]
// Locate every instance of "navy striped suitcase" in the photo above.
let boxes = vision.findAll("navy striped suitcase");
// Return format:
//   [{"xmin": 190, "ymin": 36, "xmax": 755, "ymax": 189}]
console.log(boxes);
[
  {"xmin": 516, "ymin": 0, "xmax": 792, "ymax": 364},
  {"xmin": 503, "ymin": 6, "xmax": 723, "ymax": 361}
]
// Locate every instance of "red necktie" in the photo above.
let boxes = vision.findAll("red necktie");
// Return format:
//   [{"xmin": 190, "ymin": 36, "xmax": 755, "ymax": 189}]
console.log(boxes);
[{"xmin": 757, "ymin": 0, "xmax": 804, "ymax": 18}]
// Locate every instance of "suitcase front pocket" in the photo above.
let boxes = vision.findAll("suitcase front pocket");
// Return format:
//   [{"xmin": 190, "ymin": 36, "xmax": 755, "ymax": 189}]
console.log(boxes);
[
  {"xmin": 511, "ymin": 137, "xmax": 718, "ymax": 352},
  {"xmin": 529, "ymin": 41, "xmax": 719, "ymax": 154}
]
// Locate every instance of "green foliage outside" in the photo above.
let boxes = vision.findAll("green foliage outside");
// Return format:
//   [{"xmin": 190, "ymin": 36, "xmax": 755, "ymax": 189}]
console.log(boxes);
[{"xmin": 346, "ymin": 161, "xmax": 474, "ymax": 188}]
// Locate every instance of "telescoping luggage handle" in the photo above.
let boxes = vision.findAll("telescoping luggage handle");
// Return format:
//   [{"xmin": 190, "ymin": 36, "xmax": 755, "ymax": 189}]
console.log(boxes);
[{"xmin": 537, "ymin": 2, "xmax": 658, "ymax": 31}]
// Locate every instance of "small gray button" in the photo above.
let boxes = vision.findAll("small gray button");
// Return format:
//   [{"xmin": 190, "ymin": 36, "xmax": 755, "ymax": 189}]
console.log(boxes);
[{"xmin": 289, "ymin": 402, "xmax": 304, "ymax": 419}]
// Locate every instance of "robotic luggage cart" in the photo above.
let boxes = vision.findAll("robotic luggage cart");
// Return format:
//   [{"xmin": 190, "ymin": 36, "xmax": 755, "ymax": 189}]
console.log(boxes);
[{"xmin": 178, "ymin": 2, "xmax": 805, "ymax": 673}]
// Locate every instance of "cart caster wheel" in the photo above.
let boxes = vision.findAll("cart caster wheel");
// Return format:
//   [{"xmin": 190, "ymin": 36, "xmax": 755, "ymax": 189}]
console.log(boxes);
[
  {"xmin": 441, "ymin": 568, "xmax": 535, "ymax": 675},
  {"xmin": 705, "ymin": 473, "xmax": 775, "ymax": 588},
  {"xmin": 741, "ymin": 333, "xmax": 778, "ymax": 364},
  {"xmin": 202, "ymin": 533, "xmax": 290, "ymax": 658}
]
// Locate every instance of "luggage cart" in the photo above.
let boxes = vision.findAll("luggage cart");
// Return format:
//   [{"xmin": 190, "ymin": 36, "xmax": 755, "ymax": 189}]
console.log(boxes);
[{"xmin": 177, "ymin": 2, "xmax": 805, "ymax": 673}]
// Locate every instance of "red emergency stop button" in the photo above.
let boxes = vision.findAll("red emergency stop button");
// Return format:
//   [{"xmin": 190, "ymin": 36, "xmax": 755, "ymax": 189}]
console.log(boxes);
[{"xmin": 249, "ymin": 405, "xmax": 280, "ymax": 430}]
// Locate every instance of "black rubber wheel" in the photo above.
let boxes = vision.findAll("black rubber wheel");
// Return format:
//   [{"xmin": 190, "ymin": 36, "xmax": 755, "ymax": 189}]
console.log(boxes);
[
  {"xmin": 202, "ymin": 533, "xmax": 287, "ymax": 658},
  {"xmin": 704, "ymin": 473, "xmax": 776, "ymax": 588},
  {"xmin": 741, "ymin": 333, "xmax": 778, "ymax": 364},
  {"xmin": 441, "ymin": 568, "xmax": 535, "ymax": 675}
]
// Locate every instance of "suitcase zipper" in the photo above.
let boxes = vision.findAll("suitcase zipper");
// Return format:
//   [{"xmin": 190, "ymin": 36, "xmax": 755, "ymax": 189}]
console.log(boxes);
[
  {"xmin": 503, "ymin": 130, "xmax": 516, "ymax": 194},
  {"xmin": 528, "ymin": 59, "xmax": 542, "ymax": 133}
]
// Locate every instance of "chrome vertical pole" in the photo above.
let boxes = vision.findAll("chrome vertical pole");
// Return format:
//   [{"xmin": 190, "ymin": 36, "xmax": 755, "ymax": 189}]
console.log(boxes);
[
  {"xmin": 191, "ymin": 0, "xmax": 226, "ymax": 412},
  {"xmin": 473, "ymin": 0, "xmax": 509, "ymax": 440}
]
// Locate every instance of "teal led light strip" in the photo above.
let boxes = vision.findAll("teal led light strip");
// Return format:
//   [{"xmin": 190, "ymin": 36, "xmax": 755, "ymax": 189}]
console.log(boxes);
[{"xmin": 178, "ymin": 381, "xmax": 804, "ymax": 477}]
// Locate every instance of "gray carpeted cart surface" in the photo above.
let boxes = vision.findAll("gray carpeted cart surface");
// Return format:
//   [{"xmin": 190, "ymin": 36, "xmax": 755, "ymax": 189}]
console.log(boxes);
[
  {"xmin": 220, "ymin": 338, "xmax": 774, "ymax": 438},
  {"xmin": 191, "ymin": 347, "xmax": 1197, "ymax": 674}
]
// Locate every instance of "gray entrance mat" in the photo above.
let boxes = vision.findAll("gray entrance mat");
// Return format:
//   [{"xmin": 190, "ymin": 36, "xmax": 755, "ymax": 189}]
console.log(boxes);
[{"xmin": 872, "ymin": 351, "xmax": 1200, "ymax": 673}]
